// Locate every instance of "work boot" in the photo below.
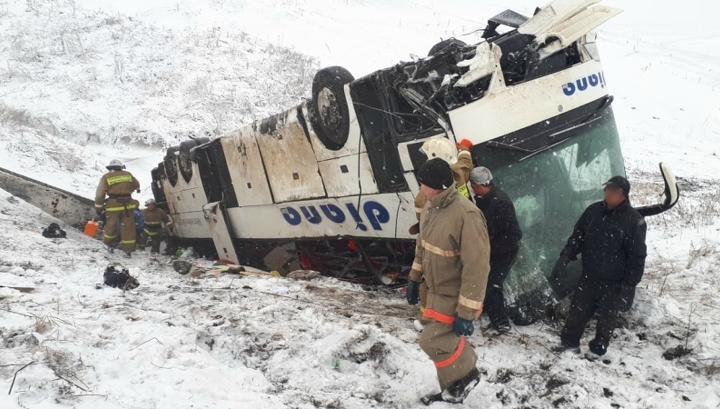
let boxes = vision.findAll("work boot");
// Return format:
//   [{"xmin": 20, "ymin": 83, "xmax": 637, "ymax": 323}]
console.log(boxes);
[
  {"xmin": 486, "ymin": 321, "xmax": 511, "ymax": 336},
  {"xmin": 496, "ymin": 322, "xmax": 511, "ymax": 335},
  {"xmin": 123, "ymin": 252, "xmax": 132, "ymax": 259},
  {"xmin": 421, "ymin": 392, "xmax": 443, "ymax": 406},
  {"xmin": 441, "ymin": 368, "xmax": 481, "ymax": 404},
  {"xmin": 551, "ymin": 343, "xmax": 581, "ymax": 354},
  {"xmin": 588, "ymin": 338, "xmax": 608, "ymax": 356},
  {"xmin": 106, "ymin": 245, "xmax": 116, "ymax": 254}
]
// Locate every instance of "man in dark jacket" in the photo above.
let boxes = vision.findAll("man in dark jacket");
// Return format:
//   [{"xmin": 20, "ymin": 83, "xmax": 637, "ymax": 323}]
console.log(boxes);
[
  {"xmin": 470, "ymin": 167, "xmax": 522, "ymax": 334},
  {"xmin": 551, "ymin": 176, "xmax": 647, "ymax": 356}
]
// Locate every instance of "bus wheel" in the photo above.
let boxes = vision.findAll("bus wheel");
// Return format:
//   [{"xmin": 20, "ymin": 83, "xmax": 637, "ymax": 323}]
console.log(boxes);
[
  {"xmin": 427, "ymin": 38, "xmax": 466, "ymax": 57},
  {"xmin": 178, "ymin": 140, "xmax": 198, "ymax": 183},
  {"xmin": 310, "ymin": 66, "xmax": 354, "ymax": 150},
  {"xmin": 164, "ymin": 146, "xmax": 180, "ymax": 187}
]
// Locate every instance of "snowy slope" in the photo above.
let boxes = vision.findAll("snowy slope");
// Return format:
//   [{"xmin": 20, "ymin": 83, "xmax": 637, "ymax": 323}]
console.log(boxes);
[
  {"xmin": 0, "ymin": 0, "xmax": 318, "ymax": 198},
  {"xmin": 1, "ymin": 189, "xmax": 719, "ymax": 408}
]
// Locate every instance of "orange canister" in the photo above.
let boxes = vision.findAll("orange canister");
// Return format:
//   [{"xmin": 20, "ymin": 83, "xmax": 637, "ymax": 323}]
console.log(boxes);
[{"xmin": 83, "ymin": 220, "xmax": 99, "ymax": 238}]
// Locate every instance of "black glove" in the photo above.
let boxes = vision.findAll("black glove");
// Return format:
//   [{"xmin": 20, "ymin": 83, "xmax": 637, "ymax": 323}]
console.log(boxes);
[
  {"xmin": 452, "ymin": 315, "xmax": 475, "ymax": 337},
  {"xmin": 406, "ymin": 280, "xmax": 420, "ymax": 305},
  {"xmin": 550, "ymin": 254, "xmax": 572, "ymax": 282}
]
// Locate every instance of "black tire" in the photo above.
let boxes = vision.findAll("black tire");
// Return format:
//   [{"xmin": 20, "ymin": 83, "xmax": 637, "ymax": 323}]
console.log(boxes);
[
  {"xmin": 164, "ymin": 146, "xmax": 180, "ymax": 187},
  {"xmin": 310, "ymin": 66, "xmax": 354, "ymax": 150},
  {"xmin": 178, "ymin": 140, "xmax": 198, "ymax": 183},
  {"xmin": 427, "ymin": 38, "xmax": 467, "ymax": 57}
]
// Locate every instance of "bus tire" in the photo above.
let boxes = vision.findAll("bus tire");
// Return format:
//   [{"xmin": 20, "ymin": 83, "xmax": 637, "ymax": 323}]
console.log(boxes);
[
  {"xmin": 310, "ymin": 66, "xmax": 354, "ymax": 150},
  {"xmin": 178, "ymin": 140, "xmax": 198, "ymax": 183},
  {"xmin": 164, "ymin": 146, "xmax": 180, "ymax": 187},
  {"xmin": 427, "ymin": 38, "xmax": 466, "ymax": 57}
]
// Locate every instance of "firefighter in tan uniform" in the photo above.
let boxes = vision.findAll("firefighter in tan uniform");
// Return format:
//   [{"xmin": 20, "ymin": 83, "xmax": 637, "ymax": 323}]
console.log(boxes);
[
  {"xmin": 94, "ymin": 159, "xmax": 141, "ymax": 257},
  {"xmin": 411, "ymin": 138, "xmax": 475, "ymax": 317},
  {"xmin": 139, "ymin": 198, "xmax": 173, "ymax": 254},
  {"xmin": 406, "ymin": 158, "xmax": 491, "ymax": 405}
]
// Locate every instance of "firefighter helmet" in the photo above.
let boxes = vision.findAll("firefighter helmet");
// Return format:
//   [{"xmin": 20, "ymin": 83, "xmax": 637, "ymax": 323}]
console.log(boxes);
[
  {"xmin": 106, "ymin": 159, "xmax": 125, "ymax": 170},
  {"xmin": 145, "ymin": 198, "xmax": 156, "ymax": 206},
  {"xmin": 420, "ymin": 138, "xmax": 458, "ymax": 165}
]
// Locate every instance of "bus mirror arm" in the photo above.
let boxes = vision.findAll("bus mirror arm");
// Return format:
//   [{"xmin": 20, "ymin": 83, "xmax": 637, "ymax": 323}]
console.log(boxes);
[{"xmin": 633, "ymin": 162, "xmax": 680, "ymax": 217}]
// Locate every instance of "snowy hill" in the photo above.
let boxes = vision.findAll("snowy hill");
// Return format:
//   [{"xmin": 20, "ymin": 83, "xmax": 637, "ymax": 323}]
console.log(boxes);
[
  {"xmin": 1, "ymin": 0, "xmax": 720, "ymax": 407},
  {"xmin": 0, "ymin": 0, "xmax": 318, "ymax": 198}
]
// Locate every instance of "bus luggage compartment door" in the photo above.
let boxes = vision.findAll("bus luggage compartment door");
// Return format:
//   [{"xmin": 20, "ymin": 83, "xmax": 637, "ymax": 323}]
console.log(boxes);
[{"xmin": 202, "ymin": 201, "xmax": 239, "ymax": 264}]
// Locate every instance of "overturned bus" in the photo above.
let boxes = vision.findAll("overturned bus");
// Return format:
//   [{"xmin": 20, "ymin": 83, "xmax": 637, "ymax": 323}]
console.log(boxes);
[{"xmin": 151, "ymin": 0, "xmax": 678, "ymax": 323}]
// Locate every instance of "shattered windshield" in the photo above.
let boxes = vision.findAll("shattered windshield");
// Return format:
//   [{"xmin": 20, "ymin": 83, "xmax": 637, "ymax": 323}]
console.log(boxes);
[{"xmin": 480, "ymin": 108, "xmax": 625, "ymax": 308}]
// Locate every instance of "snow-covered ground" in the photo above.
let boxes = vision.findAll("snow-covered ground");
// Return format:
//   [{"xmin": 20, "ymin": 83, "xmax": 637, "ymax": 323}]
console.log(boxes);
[
  {"xmin": 1, "ymin": 191, "xmax": 719, "ymax": 408},
  {"xmin": 1, "ymin": 0, "xmax": 720, "ymax": 407}
]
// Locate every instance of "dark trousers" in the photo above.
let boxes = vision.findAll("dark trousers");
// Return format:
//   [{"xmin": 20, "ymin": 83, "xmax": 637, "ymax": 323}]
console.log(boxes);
[
  {"xmin": 139, "ymin": 228, "xmax": 166, "ymax": 253},
  {"xmin": 484, "ymin": 254, "xmax": 517, "ymax": 327},
  {"xmin": 560, "ymin": 279, "xmax": 621, "ymax": 349}
]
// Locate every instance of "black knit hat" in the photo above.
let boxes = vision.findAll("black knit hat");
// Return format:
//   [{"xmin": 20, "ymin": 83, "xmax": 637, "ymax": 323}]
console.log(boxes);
[
  {"xmin": 417, "ymin": 158, "xmax": 454, "ymax": 190},
  {"xmin": 603, "ymin": 175, "xmax": 630, "ymax": 197}
]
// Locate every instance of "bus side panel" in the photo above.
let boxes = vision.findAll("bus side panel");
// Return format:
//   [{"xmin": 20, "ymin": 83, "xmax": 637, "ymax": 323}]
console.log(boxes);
[
  {"xmin": 226, "ymin": 192, "xmax": 417, "ymax": 241},
  {"xmin": 254, "ymin": 108, "xmax": 327, "ymax": 203},
  {"xmin": 449, "ymin": 60, "xmax": 609, "ymax": 145},
  {"xmin": 220, "ymin": 133, "xmax": 274, "ymax": 207}
]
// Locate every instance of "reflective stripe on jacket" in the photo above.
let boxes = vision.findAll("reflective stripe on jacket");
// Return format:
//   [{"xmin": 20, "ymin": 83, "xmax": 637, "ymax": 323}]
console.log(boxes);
[{"xmin": 95, "ymin": 170, "xmax": 140, "ymax": 209}]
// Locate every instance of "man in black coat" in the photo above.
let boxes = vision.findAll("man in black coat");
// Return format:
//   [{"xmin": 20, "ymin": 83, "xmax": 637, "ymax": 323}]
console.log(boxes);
[
  {"xmin": 551, "ymin": 176, "xmax": 647, "ymax": 356},
  {"xmin": 470, "ymin": 167, "xmax": 523, "ymax": 334}
]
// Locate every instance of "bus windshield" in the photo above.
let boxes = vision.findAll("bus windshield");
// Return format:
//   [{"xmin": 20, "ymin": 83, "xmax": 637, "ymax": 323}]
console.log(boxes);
[{"xmin": 483, "ymin": 108, "xmax": 626, "ymax": 315}]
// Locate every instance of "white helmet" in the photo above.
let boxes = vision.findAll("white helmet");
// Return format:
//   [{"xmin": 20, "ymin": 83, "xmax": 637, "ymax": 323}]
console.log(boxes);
[
  {"xmin": 145, "ymin": 198, "xmax": 156, "ymax": 206},
  {"xmin": 106, "ymin": 159, "xmax": 125, "ymax": 170},
  {"xmin": 420, "ymin": 137, "xmax": 458, "ymax": 165}
]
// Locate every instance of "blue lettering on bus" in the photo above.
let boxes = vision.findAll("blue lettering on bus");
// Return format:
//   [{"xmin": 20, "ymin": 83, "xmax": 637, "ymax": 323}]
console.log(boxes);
[
  {"xmin": 345, "ymin": 203, "xmax": 368, "ymax": 231},
  {"xmin": 279, "ymin": 200, "xmax": 391, "ymax": 231},
  {"xmin": 299, "ymin": 206, "xmax": 322, "ymax": 224},
  {"xmin": 320, "ymin": 204, "xmax": 345, "ymax": 223},
  {"xmin": 363, "ymin": 201, "xmax": 390, "ymax": 231},
  {"xmin": 281, "ymin": 207, "xmax": 302, "ymax": 226},
  {"xmin": 563, "ymin": 71, "xmax": 606, "ymax": 96}
]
